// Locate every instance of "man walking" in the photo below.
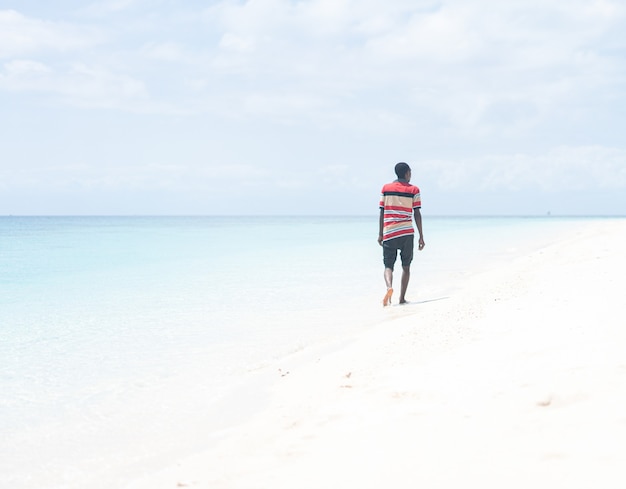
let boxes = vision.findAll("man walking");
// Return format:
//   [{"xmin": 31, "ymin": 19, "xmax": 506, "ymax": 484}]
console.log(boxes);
[{"xmin": 378, "ymin": 162, "xmax": 425, "ymax": 306}]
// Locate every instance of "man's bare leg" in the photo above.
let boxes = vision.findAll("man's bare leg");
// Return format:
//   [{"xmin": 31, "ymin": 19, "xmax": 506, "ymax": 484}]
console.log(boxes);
[
  {"xmin": 383, "ymin": 267, "xmax": 394, "ymax": 306},
  {"xmin": 399, "ymin": 266, "xmax": 410, "ymax": 304}
]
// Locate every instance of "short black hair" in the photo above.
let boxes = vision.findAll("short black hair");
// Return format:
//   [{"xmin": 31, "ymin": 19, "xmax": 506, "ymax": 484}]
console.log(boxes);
[{"xmin": 394, "ymin": 162, "xmax": 411, "ymax": 179}]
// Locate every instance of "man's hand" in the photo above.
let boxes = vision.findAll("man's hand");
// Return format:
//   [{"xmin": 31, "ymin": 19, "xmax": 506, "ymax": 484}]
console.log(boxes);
[
  {"xmin": 418, "ymin": 237, "xmax": 425, "ymax": 250},
  {"xmin": 378, "ymin": 235, "xmax": 383, "ymax": 246}
]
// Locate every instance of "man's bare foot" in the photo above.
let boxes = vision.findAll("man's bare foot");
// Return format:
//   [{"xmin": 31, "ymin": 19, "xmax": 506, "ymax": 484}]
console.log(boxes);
[
  {"xmin": 399, "ymin": 298, "xmax": 409, "ymax": 305},
  {"xmin": 383, "ymin": 288, "xmax": 393, "ymax": 307}
]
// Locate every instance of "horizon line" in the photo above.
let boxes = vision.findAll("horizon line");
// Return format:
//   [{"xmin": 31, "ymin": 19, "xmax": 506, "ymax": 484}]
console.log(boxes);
[{"xmin": 2, "ymin": 214, "xmax": 625, "ymax": 219}]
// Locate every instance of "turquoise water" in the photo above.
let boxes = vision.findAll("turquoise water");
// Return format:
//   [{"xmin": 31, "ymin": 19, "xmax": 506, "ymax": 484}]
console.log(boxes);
[{"xmin": 0, "ymin": 215, "xmax": 599, "ymax": 488}]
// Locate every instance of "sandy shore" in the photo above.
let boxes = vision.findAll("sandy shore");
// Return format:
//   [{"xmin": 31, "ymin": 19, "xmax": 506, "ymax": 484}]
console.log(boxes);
[{"xmin": 126, "ymin": 218, "xmax": 626, "ymax": 489}]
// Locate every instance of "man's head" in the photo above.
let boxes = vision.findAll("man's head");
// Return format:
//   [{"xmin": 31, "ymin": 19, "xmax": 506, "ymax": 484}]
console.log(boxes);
[{"xmin": 394, "ymin": 162, "xmax": 411, "ymax": 181}]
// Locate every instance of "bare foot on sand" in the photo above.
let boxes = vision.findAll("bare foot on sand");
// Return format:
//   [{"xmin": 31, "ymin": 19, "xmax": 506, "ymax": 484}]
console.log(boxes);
[{"xmin": 383, "ymin": 288, "xmax": 393, "ymax": 307}]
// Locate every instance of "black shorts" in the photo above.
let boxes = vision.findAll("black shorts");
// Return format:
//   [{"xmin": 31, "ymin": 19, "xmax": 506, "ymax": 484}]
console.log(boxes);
[{"xmin": 383, "ymin": 234, "xmax": 414, "ymax": 271}]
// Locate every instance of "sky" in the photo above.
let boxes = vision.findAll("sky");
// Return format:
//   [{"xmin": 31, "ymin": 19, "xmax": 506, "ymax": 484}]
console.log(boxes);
[{"xmin": 1, "ymin": 0, "xmax": 625, "ymax": 216}]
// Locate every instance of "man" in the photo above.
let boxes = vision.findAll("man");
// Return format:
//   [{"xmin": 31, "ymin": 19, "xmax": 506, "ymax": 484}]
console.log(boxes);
[{"xmin": 378, "ymin": 162, "xmax": 425, "ymax": 306}]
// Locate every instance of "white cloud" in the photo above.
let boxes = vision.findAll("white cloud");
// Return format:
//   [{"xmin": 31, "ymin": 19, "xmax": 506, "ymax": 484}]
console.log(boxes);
[
  {"xmin": 426, "ymin": 146, "xmax": 626, "ymax": 192},
  {"xmin": 0, "ymin": 59, "xmax": 147, "ymax": 108},
  {"xmin": 140, "ymin": 42, "xmax": 189, "ymax": 62},
  {"xmin": 218, "ymin": 33, "xmax": 255, "ymax": 53},
  {"xmin": 4, "ymin": 1, "xmax": 624, "ymax": 130},
  {"xmin": 65, "ymin": 64, "xmax": 147, "ymax": 104},
  {"xmin": 365, "ymin": 5, "xmax": 479, "ymax": 62},
  {"xmin": 0, "ymin": 156, "xmax": 271, "ymax": 192},
  {"xmin": 2, "ymin": 59, "xmax": 51, "ymax": 77},
  {"xmin": 193, "ymin": 0, "xmax": 626, "ymax": 137},
  {"xmin": 0, "ymin": 59, "xmax": 54, "ymax": 92},
  {"xmin": 0, "ymin": 9, "xmax": 101, "ymax": 58},
  {"xmin": 79, "ymin": 0, "xmax": 143, "ymax": 17}
]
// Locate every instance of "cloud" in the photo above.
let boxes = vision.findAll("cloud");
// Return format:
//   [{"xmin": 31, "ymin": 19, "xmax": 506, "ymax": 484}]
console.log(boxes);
[
  {"xmin": 365, "ymin": 1, "xmax": 626, "ymax": 133},
  {"xmin": 425, "ymin": 145, "xmax": 626, "ymax": 192},
  {"xmin": 1, "ymin": 159, "xmax": 271, "ymax": 193},
  {"xmin": 0, "ymin": 9, "xmax": 144, "ymax": 109},
  {"xmin": 4, "ymin": 1, "xmax": 625, "ymax": 131},
  {"xmin": 139, "ymin": 41, "xmax": 198, "ymax": 64},
  {"xmin": 0, "ymin": 9, "xmax": 102, "ymax": 58},
  {"xmin": 0, "ymin": 60, "xmax": 147, "ymax": 108},
  {"xmin": 193, "ymin": 0, "xmax": 626, "ymax": 137}
]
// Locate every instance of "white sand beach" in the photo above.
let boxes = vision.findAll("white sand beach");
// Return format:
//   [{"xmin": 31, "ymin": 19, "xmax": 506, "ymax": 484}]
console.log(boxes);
[{"xmin": 126, "ymin": 219, "xmax": 626, "ymax": 489}]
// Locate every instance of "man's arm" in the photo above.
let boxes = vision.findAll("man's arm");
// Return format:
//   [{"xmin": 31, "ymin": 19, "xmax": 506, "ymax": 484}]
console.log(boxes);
[
  {"xmin": 414, "ymin": 208, "xmax": 425, "ymax": 250},
  {"xmin": 378, "ymin": 208, "xmax": 384, "ymax": 246}
]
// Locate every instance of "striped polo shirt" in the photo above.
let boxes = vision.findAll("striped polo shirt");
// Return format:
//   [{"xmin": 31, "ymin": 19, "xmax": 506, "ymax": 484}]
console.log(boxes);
[{"xmin": 379, "ymin": 180, "xmax": 421, "ymax": 242}]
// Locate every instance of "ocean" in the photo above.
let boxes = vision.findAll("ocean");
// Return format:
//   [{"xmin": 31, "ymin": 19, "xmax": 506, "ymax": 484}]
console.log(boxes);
[{"xmin": 0, "ymin": 215, "xmax": 599, "ymax": 488}]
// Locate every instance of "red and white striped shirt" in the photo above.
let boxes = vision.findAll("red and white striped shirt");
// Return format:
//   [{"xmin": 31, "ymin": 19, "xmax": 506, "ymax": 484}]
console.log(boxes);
[{"xmin": 379, "ymin": 180, "xmax": 421, "ymax": 242}]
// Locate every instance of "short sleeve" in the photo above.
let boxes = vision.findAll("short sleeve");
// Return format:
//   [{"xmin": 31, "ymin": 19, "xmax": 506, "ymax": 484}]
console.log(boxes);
[{"xmin": 413, "ymin": 187, "xmax": 421, "ymax": 208}]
